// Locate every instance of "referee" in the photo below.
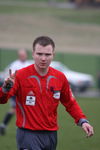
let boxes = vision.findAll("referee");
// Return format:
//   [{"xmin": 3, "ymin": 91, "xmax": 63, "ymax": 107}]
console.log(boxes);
[{"xmin": 0, "ymin": 36, "xmax": 94, "ymax": 150}]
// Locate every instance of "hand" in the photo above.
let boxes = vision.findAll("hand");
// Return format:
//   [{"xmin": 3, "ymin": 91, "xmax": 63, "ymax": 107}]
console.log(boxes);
[
  {"xmin": 82, "ymin": 122, "xmax": 94, "ymax": 138},
  {"xmin": 2, "ymin": 69, "xmax": 17, "ymax": 92}
]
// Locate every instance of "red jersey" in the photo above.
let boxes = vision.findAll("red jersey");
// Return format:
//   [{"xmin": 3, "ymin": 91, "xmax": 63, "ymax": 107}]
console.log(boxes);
[{"xmin": 0, "ymin": 64, "xmax": 86, "ymax": 130}]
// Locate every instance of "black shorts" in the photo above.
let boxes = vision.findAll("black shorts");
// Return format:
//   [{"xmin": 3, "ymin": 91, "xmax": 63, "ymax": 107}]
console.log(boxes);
[{"xmin": 16, "ymin": 128, "xmax": 57, "ymax": 150}]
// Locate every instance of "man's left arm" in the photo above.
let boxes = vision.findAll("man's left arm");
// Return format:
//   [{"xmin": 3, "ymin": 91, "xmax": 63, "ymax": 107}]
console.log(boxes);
[{"xmin": 60, "ymin": 75, "xmax": 94, "ymax": 137}]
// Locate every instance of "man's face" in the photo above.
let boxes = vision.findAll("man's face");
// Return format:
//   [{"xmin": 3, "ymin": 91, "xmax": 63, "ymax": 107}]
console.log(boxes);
[{"xmin": 32, "ymin": 44, "xmax": 54, "ymax": 70}]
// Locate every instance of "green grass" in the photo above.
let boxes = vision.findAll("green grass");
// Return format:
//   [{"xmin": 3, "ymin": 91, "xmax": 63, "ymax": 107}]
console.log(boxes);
[
  {"xmin": 0, "ymin": 102, "xmax": 16, "ymax": 150},
  {"xmin": 0, "ymin": 49, "xmax": 19, "ymax": 71},
  {"xmin": 57, "ymin": 97, "xmax": 100, "ymax": 150},
  {"xmin": 0, "ymin": 98, "xmax": 100, "ymax": 150},
  {"xmin": 0, "ymin": 0, "xmax": 100, "ymax": 55},
  {"xmin": 56, "ymin": 9, "xmax": 100, "ymax": 25},
  {"xmin": 0, "ymin": 1, "xmax": 100, "ymax": 25}
]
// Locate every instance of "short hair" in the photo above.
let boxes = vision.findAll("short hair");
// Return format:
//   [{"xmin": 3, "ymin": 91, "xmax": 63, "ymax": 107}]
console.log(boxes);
[{"xmin": 33, "ymin": 36, "xmax": 55, "ymax": 51}]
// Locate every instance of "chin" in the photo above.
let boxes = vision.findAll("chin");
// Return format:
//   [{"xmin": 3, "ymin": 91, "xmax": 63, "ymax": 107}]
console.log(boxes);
[
  {"xmin": 40, "ymin": 67, "xmax": 47, "ymax": 69},
  {"xmin": 39, "ymin": 63, "xmax": 50, "ymax": 69},
  {"xmin": 39, "ymin": 65, "xmax": 45, "ymax": 68}
]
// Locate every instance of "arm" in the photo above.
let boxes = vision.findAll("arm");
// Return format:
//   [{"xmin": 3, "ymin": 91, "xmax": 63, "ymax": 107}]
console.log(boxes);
[
  {"xmin": 60, "ymin": 75, "xmax": 94, "ymax": 137},
  {"xmin": 0, "ymin": 88, "xmax": 9, "ymax": 104}
]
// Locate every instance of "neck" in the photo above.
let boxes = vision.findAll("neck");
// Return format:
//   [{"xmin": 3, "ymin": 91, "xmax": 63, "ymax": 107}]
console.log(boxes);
[{"xmin": 34, "ymin": 64, "xmax": 49, "ymax": 76}]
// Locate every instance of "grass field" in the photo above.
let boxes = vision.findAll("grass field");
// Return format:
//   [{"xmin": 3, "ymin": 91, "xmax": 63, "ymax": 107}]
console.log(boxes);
[
  {"xmin": 0, "ymin": 97, "xmax": 100, "ymax": 150},
  {"xmin": 0, "ymin": 2, "xmax": 100, "ymax": 149},
  {"xmin": 0, "ymin": 0, "xmax": 100, "ymax": 54}
]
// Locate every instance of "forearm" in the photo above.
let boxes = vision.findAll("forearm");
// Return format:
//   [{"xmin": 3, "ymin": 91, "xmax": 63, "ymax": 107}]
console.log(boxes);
[
  {"xmin": 0, "ymin": 87, "xmax": 9, "ymax": 104},
  {"xmin": 66, "ymin": 101, "xmax": 94, "ymax": 137},
  {"xmin": 65, "ymin": 100, "xmax": 87, "ymax": 124}
]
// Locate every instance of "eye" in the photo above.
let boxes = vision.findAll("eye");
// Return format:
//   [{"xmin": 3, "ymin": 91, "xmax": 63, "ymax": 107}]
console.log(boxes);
[
  {"xmin": 45, "ymin": 54, "xmax": 52, "ymax": 56},
  {"xmin": 37, "ymin": 53, "xmax": 43, "ymax": 56}
]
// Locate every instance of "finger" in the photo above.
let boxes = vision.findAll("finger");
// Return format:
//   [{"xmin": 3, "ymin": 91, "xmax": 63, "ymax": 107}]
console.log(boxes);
[
  {"xmin": 82, "ymin": 123, "xmax": 94, "ymax": 138},
  {"xmin": 86, "ymin": 127, "xmax": 94, "ymax": 137},
  {"xmin": 14, "ymin": 70, "xmax": 17, "ymax": 77},
  {"xmin": 84, "ymin": 127, "xmax": 89, "ymax": 136},
  {"xmin": 11, "ymin": 70, "xmax": 17, "ymax": 79},
  {"xmin": 86, "ymin": 132, "xmax": 93, "ymax": 138},
  {"xmin": 9, "ymin": 69, "xmax": 12, "ymax": 78},
  {"xmin": 5, "ymin": 78, "xmax": 10, "ymax": 83},
  {"xmin": 88, "ymin": 128, "xmax": 94, "ymax": 137},
  {"xmin": 82, "ymin": 125, "xmax": 88, "ymax": 134}
]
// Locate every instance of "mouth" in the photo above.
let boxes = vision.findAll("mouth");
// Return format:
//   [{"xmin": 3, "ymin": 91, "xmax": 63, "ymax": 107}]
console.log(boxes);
[
  {"xmin": 40, "ymin": 62, "xmax": 47, "ymax": 65},
  {"xmin": 39, "ymin": 64, "xmax": 47, "ymax": 68}
]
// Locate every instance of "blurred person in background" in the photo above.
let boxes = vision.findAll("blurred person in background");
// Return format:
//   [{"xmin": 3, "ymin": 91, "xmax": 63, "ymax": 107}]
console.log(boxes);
[
  {"xmin": 0, "ymin": 36, "xmax": 94, "ymax": 150},
  {"xmin": 97, "ymin": 71, "xmax": 100, "ymax": 94},
  {"xmin": 0, "ymin": 49, "xmax": 31, "ymax": 135}
]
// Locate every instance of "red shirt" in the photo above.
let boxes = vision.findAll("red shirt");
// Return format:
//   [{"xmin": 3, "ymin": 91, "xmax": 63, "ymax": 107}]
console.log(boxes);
[{"xmin": 0, "ymin": 64, "xmax": 86, "ymax": 130}]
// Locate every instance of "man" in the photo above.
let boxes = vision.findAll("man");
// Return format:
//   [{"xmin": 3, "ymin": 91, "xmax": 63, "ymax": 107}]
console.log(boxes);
[
  {"xmin": 0, "ymin": 49, "xmax": 31, "ymax": 135},
  {"xmin": 0, "ymin": 36, "xmax": 94, "ymax": 150}
]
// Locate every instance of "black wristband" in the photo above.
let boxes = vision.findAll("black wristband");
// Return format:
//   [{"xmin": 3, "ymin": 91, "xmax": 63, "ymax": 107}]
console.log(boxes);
[
  {"xmin": 81, "ymin": 120, "xmax": 89, "ymax": 126},
  {"xmin": 77, "ymin": 119, "xmax": 89, "ymax": 126}
]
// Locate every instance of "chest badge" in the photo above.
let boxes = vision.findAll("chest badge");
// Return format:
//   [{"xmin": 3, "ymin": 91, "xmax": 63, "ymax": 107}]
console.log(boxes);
[
  {"xmin": 53, "ymin": 91, "xmax": 60, "ymax": 99},
  {"xmin": 26, "ymin": 91, "xmax": 36, "ymax": 106}
]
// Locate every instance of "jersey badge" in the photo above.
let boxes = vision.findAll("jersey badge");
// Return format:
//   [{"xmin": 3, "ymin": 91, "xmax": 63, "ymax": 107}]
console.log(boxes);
[
  {"xmin": 53, "ymin": 91, "xmax": 60, "ymax": 99},
  {"xmin": 26, "ymin": 91, "xmax": 36, "ymax": 106}
]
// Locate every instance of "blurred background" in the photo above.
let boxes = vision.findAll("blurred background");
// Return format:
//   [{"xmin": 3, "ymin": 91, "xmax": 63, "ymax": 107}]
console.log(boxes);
[{"xmin": 0, "ymin": 0, "xmax": 100, "ymax": 150}]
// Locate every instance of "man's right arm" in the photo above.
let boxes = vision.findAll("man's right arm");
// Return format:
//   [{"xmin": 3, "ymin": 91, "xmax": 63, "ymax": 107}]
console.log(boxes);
[{"xmin": 0, "ymin": 87, "xmax": 10, "ymax": 104}]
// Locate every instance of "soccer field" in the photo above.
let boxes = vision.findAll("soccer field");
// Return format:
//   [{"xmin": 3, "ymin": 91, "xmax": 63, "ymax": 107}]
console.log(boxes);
[
  {"xmin": 0, "ymin": 97, "xmax": 100, "ymax": 150},
  {"xmin": 0, "ymin": 0, "xmax": 100, "ymax": 55},
  {"xmin": 0, "ymin": 1, "xmax": 100, "ymax": 149}
]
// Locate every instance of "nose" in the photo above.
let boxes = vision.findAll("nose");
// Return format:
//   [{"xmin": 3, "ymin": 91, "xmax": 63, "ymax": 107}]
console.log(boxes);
[{"xmin": 41, "ymin": 54, "xmax": 46, "ymax": 61}]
